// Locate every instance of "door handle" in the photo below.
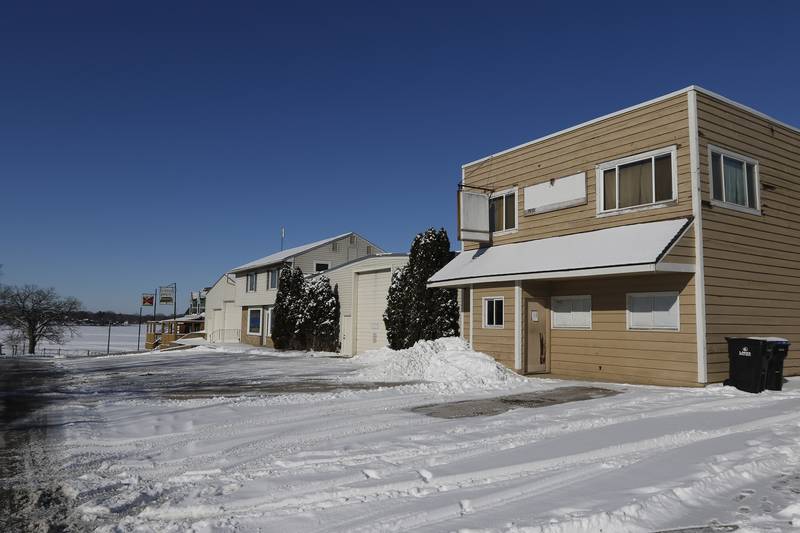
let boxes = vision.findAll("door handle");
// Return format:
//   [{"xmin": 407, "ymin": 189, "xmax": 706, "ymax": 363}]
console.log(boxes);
[{"xmin": 539, "ymin": 333, "xmax": 546, "ymax": 365}]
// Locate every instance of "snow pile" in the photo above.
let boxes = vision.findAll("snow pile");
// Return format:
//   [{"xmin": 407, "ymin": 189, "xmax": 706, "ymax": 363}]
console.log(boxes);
[{"xmin": 353, "ymin": 337, "xmax": 528, "ymax": 389}]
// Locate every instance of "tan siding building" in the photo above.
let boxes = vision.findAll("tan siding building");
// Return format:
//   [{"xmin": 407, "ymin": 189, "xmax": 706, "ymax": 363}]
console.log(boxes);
[{"xmin": 433, "ymin": 86, "xmax": 799, "ymax": 387}]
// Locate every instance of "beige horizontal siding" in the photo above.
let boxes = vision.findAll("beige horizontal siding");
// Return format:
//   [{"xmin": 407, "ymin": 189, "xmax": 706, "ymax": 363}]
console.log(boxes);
[
  {"xmin": 697, "ymin": 92, "xmax": 800, "ymax": 383},
  {"xmin": 543, "ymin": 273, "xmax": 698, "ymax": 386},
  {"xmin": 661, "ymin": 226, "xmax": 695, "ymax": 265},
  {"xmin": 471, "ymin": 283, "xmax": 515, "ymax": 369},
  {"xmin": 463, "ymin": 94, "xmax": 693, "ymax": 248}
]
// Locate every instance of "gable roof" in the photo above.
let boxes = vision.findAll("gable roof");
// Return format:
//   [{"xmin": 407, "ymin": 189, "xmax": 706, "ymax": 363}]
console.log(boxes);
[
  {"xmin": 230, "ymin": 232, "xmax": 358, "ymax": 273},
  {"xmin": 428, "ymin": 218, "xmax": 693, "ymax": 287}
]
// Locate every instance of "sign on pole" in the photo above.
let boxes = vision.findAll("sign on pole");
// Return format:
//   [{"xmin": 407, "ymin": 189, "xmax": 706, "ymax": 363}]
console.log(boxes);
[
  {"xmin": 159, "ymin": 286, "xmax": 175, "ymax": 305},
  {"xmin": 141, "ymin": 293, "xmax": 155, "ymax": 307}
]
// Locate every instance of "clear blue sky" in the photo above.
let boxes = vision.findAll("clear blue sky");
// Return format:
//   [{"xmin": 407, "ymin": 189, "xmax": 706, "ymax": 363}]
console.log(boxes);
[{"xmin": 1, "ymin": 1, "xmax": 799, "ymax": 314}]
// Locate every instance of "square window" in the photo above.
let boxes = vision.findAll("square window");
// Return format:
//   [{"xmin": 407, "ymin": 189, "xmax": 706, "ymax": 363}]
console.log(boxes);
[
  {"xmin": 484, "ymin": 297, "xmax": 504, "ymax": 327},
  {"xmin": 551, "ymin": 295, "xmax": 591, "ymax": 329},
  {"xmin": 709, "ymin": 146, "xmax": 760, "ymax": 212},
  {"xmin": 627, "ymin": 292, "xmax": 679, "ymax": 330}
]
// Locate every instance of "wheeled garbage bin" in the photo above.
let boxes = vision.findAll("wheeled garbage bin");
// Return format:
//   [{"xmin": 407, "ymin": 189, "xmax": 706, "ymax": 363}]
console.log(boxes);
[
  {"xmin": 764, "ymin": 338, "xmax": 790, "ymax": 391},
  {"xmin": 724, "ymin": 337, "xmax": 770, "ymax": 393}
]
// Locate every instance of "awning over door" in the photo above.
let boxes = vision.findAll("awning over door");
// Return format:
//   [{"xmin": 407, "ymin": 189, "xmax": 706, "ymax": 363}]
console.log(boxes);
[{"xmin": 428, "ymin": 218, "xmax": 693, "ymax": 288}]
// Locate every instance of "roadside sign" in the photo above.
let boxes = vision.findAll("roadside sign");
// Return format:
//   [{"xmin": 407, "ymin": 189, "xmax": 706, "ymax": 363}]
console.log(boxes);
[
  {"xmin": 141, "ymin": 293, "xmax": 155, "ymax": 307},
  {"xmin": 159, "ymin": 286, "xmax": 175, "ymax": 305}
]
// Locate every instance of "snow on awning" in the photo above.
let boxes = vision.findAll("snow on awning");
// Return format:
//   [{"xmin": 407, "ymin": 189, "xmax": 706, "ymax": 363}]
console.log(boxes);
[{"xmin": 428, "ymin": 218, "xmax": 693, "ymax": 288}]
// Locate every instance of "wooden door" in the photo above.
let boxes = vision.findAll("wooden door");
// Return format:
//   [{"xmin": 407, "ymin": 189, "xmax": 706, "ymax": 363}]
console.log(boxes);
[{"xmin": 525, "ymin": 298, "xmax": 549, "ymax": 373}]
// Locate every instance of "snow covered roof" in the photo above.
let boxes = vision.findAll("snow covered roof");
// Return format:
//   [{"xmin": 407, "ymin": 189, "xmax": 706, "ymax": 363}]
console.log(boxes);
[
  {"xmin": 428, "ymin": 218, "xmax": 693, "ymax": 287},
  {"xmin": 231, "ymin": 233, "xmax": 353, "ymax": 273}
]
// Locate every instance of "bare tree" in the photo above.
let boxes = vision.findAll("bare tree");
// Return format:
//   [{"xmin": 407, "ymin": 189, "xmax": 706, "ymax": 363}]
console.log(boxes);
[{"xmin": 0, "ymin": 285, "xmax": 82, "ymax": 354}]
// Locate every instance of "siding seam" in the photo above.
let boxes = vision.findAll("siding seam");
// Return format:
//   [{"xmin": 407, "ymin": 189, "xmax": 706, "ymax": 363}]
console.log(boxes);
[{"xmin": 688, "ymin": 89, "xmax": 709, "ymax": 384}]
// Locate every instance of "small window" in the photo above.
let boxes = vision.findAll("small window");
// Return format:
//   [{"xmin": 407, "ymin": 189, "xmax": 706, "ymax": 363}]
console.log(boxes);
[
  {"xmin": 598, "ymin": 147, "xmax": 676, "ymax": 213},
  {"xmin": 314, "ymin": 262, "xmax": 330, "ymax": 272},
  {"xmin": 483, "ymin": 297, "xmax": 504, "ymax": 328},
  {"xmin": 366, "ymin": 245, "xmax": 373, "ymax": 255},
  {"xmin": 551, "ymin": 295, "xmax": 591, "ymax": 329},
  {"xmin": 349, "ymin": 235, "xmax": 356, "ymax": 245},
  {"xmin": 269, "ymin": 269, "xmax": 278, "ymax": 289},
  {"xmin": 627, "ymin": 292, "xmax": 679, "ymax": 330},
  {"xmin": 246, "ymin": 272, "xmax": 257, "ymax": 292},
  {"xmin": 247, "ymin": 308, "xmax": 262, "ymax": 335},
  {"xmin": 331, "ymin": 241, "xmax": 339, "ymax": 252},
  {"xmin": 489, "ymin": 189, "xmax": 517, "ymax": 233},
  {"xmin": 709, "ymin": 146, "xmax": 760, "ymax": 213}
]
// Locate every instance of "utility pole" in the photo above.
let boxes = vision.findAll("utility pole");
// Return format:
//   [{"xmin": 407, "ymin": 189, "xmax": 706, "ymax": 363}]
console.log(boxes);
[{"xmin": 106, "ymin": 320, "xmax": 112, "ymax": 355}]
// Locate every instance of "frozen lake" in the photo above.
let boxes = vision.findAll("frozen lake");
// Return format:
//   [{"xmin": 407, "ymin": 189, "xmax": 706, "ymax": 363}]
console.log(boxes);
[{"xmin": 1, "ymin": 324, "xmax": 145, "ymax": 354}]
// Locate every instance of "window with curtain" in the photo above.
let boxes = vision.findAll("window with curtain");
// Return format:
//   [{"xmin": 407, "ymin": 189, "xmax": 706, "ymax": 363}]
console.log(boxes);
[
  {"xmin": 489, "ymin": 190, "xmax": 516, "ymax": 232},
  {"xmin": 599, "ymin": 149, "xmax": 675, "ymax": 212},
  {"xmin": 551, "ymin": 295, "xmax": 592, "ymax": 329},
  {"xmin": 484, "ymin": 297, "xmax": 504, "ymax": 327},
  {"xmin": 627, "ymin": 292, "xmax": 679, "ymax": 330},
  {"xmin": 710, "ymin": 147, "xmax": 759, "ymax": 211}
]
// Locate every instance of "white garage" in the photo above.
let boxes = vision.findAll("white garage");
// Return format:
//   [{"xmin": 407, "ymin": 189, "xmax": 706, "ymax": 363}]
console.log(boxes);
[{"xmin": 320, "ymin": 254, "xmax": 409, "ymax": 355}]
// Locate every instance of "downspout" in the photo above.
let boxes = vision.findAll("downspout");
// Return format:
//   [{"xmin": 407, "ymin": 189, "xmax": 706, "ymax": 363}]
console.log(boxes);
[{"xmin": 688, "ymin": 88, "xmax": 708, "ymax": 384}]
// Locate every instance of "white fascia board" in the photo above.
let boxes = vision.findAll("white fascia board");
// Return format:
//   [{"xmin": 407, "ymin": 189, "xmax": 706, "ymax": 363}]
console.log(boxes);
[
  {"xmin": 428, "ymin": 264, "xmax": 657, "ymax": 288},
  {"xmin": 654, "ymin": 263, "xmax": 695, "ymax": 273}
]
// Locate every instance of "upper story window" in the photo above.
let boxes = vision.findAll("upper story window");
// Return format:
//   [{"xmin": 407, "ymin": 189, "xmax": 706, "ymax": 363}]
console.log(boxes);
[
  {"xmin": 331, "ymin": 241, "xmax": 339, "ymax": 252},
  {"xmin": 489, "ymin": 188, "xmax": 517, "ymax": 233},
  {"xmin": 597, "ymin": 146, "xmax": 677, "ymax": 214},
  {"xmin": 314, "ymin": 262, "xmax": 330, "ymax": 272},
  {"xmin": 246, "ymin": 272, "xmax": 257, "ymax": 292},
  {"xmin": 349, "ymin": 235, "xmax": 356, "ymax": 245},
  {"xmin": 366, "ymin": 245, "xmax": 373, "ymax": 255},
  {"xmin": 709, "ymin": 145, "xmax": 760, "ymax": 214},
  {"xmin": 268, "ymin": 269, "xmax": 279, "ymax": 289}
]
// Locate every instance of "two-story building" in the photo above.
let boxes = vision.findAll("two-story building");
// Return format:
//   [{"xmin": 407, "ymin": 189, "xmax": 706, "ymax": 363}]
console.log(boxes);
[
  {"xmin": 226, "ymin": 232, "xmax": 383, "ymax": 348},
  {"xmin": 430, "ymin": 86, "xmax": 799, "ymax": 387}
]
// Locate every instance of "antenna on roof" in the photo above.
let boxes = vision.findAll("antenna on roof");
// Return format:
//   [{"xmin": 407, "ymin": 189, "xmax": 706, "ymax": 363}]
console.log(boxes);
[{"xmin": 280, "ymin": 227, "xmax": 285, "ymax": 251}]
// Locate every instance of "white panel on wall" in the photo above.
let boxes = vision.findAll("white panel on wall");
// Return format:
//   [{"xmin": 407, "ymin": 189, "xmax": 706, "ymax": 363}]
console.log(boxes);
[{"xmin": 524, "ymin": 172, "xmax": 586, "ymax": 215}]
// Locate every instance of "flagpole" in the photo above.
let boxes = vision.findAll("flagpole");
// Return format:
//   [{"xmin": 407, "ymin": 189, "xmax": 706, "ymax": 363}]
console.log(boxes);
[{"xmin": 137, "ymin": 306, "xmax": 143, "ymax": 351}]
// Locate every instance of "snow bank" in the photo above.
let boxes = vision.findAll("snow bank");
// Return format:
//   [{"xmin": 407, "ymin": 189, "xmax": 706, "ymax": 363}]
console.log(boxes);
[{"xmin": 352, "ymin": 337, "xmax": 528, "ymax": 389}]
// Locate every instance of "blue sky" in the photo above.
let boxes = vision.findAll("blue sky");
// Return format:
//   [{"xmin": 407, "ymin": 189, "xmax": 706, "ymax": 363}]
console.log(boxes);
[{"xmin": 1, "ymin": 1, "xmax": 799, "ymax": 313}]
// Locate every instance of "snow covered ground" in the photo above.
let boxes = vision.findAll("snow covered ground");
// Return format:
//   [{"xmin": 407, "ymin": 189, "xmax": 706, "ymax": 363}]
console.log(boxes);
[
  {"xmin": 1, "ymin": 324, "xmax": 144, "ymax": 354},
  {"xmin": 10, "ymin": 339, "xmax": 800, "ymax": 532}
]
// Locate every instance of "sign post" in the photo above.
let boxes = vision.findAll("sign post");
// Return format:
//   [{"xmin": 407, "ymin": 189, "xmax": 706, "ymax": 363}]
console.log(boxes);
[
  {"xmin": 140, "ymin": 293, "xmax": 155, "ymax": 351},
  {"xmin": 159, "ymin": 283, "xmax": 177, "ymax": 336}
]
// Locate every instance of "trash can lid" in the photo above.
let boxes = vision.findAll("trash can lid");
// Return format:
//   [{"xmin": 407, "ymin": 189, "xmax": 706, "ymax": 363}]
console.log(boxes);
[{"xmin": 748, "ymin": 336, "xmax": 790, "ymax": 343}]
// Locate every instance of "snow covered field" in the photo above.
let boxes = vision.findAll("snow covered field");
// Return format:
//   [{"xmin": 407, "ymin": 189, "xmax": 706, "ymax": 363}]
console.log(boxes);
[
  {"xmin": 1, "ymin": 324, "xmax": 144, "ymax": 354},
  {"xmin": 12, "ymin": 340, "xmax": 800, "ymax": 532}
]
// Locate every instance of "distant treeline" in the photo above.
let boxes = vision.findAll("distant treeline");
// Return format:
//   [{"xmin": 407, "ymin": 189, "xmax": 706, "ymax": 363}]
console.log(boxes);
[{"xmin": 70, "ymin": 310, "xmax": 172, "ymax": 325}]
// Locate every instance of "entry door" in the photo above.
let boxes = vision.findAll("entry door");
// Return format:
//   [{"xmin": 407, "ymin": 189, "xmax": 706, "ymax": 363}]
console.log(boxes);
[{"xmin": 525, "ymin": 298, "xmax": 549, "ymax": 373}]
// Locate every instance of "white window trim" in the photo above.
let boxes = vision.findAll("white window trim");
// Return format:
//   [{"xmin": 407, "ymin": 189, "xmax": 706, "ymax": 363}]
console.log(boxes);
[
  {"xmin": 482, "ymin": 296, "xmax": 505, "ymax": 329},
  {"xmin": 314, "ymin": 261, "xmax": 331, "ymax": 272},
  {"xmin": 596, "ymin": 145, "xmax": 678, "ymax": 216},
  {"xmin": 707, "ymin": 144, "xmax": 762, "ymax": 216},
  {"xmin": 267, "ymin": 269, "xmax": 279, "ymax": 290},
  {"xmin": 489, "ymin": 187, "xmax": 519, "ymax": 236},
  {"xmin": 265, "ymin": 307, "xmax": 273, "ymax": 337},
  {"xmin": 550, "ymin": 295, "xmax": 592, "ymax": 330},
  {"xmin": 247, "ymin": 308, "xmax": 263, "ymax": 336},
  {"xmin": 626, "ymin": 291, "xmax": 680, "ymax": 331},
  {"xmin": 246, "ymin": 272, "xmax": 258, "ymax": 293}
]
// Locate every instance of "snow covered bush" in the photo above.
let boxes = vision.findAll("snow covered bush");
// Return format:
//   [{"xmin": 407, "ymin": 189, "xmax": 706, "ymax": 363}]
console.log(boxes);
[
  {"xmin": 272, "ymin": 265, "xmax": 340, "ymax": 351},
  {"xmin": 302, "ymin": 275, "xmax": 340, "ymax": 352},
  {"xmin": 384, "ymin": 228, "xmax": 459, "ymax": 349}
]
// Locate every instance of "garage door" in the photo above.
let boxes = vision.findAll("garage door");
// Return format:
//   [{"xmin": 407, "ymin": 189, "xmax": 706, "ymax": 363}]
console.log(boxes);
[
  {"xmin": 355, "ymin": 269, "xmax": 391, "ymax": 353},
  {"xmin": 222, "ymin": 301, "xmax": 241, "ymax": 342}
]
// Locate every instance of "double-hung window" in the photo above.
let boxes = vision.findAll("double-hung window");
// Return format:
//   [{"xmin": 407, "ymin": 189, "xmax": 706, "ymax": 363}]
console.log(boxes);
[
  {"xmin": 489, "ymin": 189, "xmax": 517, "ymax": 233},
  {"xmin": 709, "ymin": 145, "xmax": 760, "ymax": 213},
  {"xmin": 247, "ymin": 308, "xmax": 262, "ymax": 336},
  {"xmin": 598, "ymin": 147, "xmax": 677, "ymax": 213},
  {"xmin": 551, "ymin": 295, "xmax": 592, "ymax": 329},
  {"xmin": 483, "ymin": 297, "xmax": 504, "ymax": 328},
  {"xmin": 246, "ymin": 272, "xmax": 257, "ymax": 292},
  {"xmin": 627, "ymin": 292, "xmax": 679, "ymax": 330},
  {"xmin": 268, "ymin": 269, "xmax": 278, "ymax": 289}
]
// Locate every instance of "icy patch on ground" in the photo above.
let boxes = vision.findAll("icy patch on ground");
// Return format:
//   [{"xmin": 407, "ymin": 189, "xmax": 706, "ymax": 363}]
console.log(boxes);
[{"xmin": 352, "ymin": 337, "xmax": 530, "ymax": 390}]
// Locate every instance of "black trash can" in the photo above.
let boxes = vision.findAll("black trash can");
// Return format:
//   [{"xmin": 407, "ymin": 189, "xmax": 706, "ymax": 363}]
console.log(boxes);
[
  {"xmin": 765, "ymin": 338, "xmax": 790, "ymax": 391},
  {"xmin": 724, "ymin": 337, "xmax": 770, "ymax": 393}
]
